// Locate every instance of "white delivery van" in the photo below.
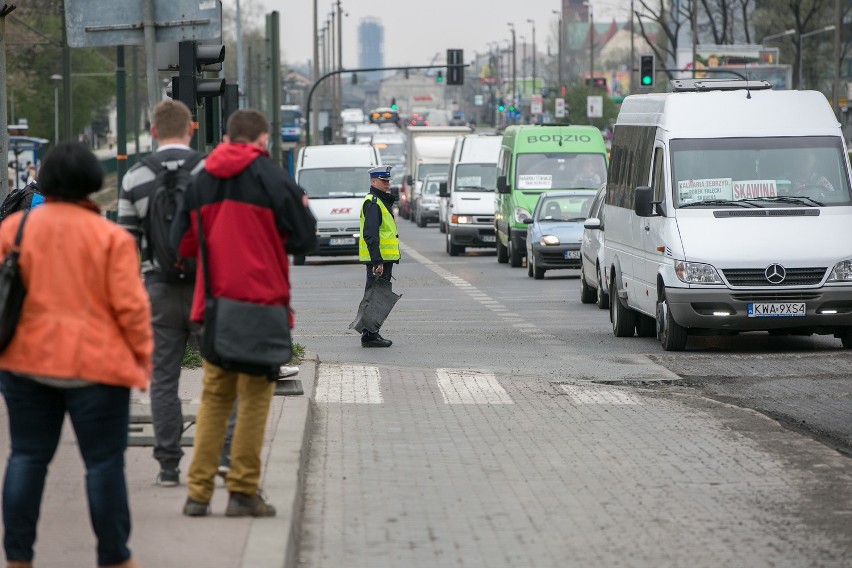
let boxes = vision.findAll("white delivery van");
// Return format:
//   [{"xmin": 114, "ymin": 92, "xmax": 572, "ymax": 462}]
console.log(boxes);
[
  {"xmin": 440, "ymin": 134, "xmax": 502, "ymax": 255},
  {"xmin": 400, "ymin": 126, "xmax": 471, "ymax": 220},
  {"xmin": 294, "ymin": 144, "xmax": 381, "ymax": 265},
  {"xmin": 603, "ymin": 79, "xmax": 852, "ymax": 351}
]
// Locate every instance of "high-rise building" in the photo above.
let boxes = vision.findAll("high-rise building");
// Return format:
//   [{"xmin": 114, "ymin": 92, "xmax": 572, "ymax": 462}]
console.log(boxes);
[{"xmin": 359, "ymin": 17, "xmax": 384, "ymax": 81}]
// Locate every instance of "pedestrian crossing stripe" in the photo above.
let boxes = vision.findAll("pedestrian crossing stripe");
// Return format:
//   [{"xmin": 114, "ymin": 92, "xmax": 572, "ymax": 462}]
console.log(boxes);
[
  {"xmin": 436, "ymin": 368, "xmax": 513, "ymax": 405},
  {"xmin": 560, "ymin": 385, "xmax": 641, "ymax": 405},
  {"xmin": 315, "ymin": 365, "xmax": 383, "ymax": 404}
]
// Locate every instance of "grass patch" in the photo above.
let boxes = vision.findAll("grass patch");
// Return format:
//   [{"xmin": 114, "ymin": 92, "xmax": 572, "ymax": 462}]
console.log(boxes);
[{"xmin": 182, "ymin": 342, "xmax": 305, "ymax": 368}]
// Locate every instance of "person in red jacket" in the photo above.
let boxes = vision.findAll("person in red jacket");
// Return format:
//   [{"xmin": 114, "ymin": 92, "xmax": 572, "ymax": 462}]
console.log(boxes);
[
  {"xmin": 0, "ymin": 142, "xmax": 152, "ymax": 568},
  {"xmin": 172, "ymin": 109, "xmax": 316, "ymax": 518}
]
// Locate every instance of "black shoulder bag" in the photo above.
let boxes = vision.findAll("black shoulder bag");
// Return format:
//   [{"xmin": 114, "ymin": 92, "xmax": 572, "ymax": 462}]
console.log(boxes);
[
  {"xmin": 0, "ymin": 210, "xmax": 31, "ymax": 351},
  {"xmin": 196, "ymin": 207, "xmax": 292, "ymax": 375}
]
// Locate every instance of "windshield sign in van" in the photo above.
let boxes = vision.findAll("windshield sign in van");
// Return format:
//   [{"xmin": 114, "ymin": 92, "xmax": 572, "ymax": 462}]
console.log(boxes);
[
  {"xmin": 496, "ymin": 125, "xmax": 608, "ymax": 267},
  {"xmin": 603, "ymin": 80, "xmax": 852, "ymax": 351}
]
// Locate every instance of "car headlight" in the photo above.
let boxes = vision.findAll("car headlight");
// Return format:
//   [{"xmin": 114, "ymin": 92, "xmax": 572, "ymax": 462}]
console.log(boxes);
[
  {"xmin": 514, "ymin": 207, "xmax": 531, "ymax": 223},
  {"xmin": 539, "ymin": 235, "xmax": 560, "ymax": 246},
  {"xmin": 828, "ymin": 260, "xmax": 852, "ymax": 282},
  {"xmin": 452, "ymin": 215, "xmax": 472, "ymax": 224},
  {"xmin": 675, "ymin": 260, "xmax": 723, "ymax": 284}
]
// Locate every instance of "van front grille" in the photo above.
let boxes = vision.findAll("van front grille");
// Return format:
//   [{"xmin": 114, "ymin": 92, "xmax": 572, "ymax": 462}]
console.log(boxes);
[{"xmin": 722, "ymin": 267, "xmax": 827, "ymax": 287}]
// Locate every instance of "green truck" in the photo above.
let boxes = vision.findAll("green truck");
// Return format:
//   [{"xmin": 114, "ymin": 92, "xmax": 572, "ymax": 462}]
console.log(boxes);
[{"xmin": 495, "ymin": 125, "xmax": 608, "ymax": 267}]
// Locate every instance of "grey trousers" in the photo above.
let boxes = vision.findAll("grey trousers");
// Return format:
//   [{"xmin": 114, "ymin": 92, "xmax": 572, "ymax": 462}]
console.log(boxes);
[{"xmin": 145, "ymin": 276, "xmax": 197, "ymax": 470}]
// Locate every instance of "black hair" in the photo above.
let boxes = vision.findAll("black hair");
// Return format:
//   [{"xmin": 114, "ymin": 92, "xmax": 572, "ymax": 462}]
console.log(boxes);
[{"xmin": 38, "ymin": 142, "xmax": 103, "ymax": 198}]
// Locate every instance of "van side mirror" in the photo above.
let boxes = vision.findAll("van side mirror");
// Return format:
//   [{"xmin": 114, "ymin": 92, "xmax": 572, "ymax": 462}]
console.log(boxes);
[
  {"xmin": 438, "ymin": 182, "xmax": 449, "ymax": 197},
  {"xmin": 634, "ymin": 186, "xmax": 658, "ymax": 217},
  {"xmin": 497, "ymin": 175, "xmax": 510, "ymax": 194},
  {"xmin": 583, "ymin": 218, "xmax": 602, "ymax": 230},
  {"xmin": 390, "ymin": 186, "xmax": 400, "ymax": 201},
  {"xmin": 406, "ymin": 174, "xmax": 414, "ymax": 186}
]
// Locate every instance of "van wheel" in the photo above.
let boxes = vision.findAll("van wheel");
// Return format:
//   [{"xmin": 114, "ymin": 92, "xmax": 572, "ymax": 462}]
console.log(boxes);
[
  {"xmin": 293, "ymin": 255, "xmax": 306, "ymax": 266},
  {"xmin": 417, "ymin": 212, "xmax": 426, "ymax": 227},
  {"xmin": 508, "ymin": 239, "xmax": 523, "ymax": 268},
  {"xmin": 656, "ymin": 293, "xmax": 688, "ymax": 351},
  {"xmin": 636, "ymin": 314, "xmax": 656, "ymax": 337},
  {"xmin": 840, "ymin": 328, "xmax": 852, "ymax": 348},
  {"xmin": 580, "ymin": 267, "xmax": 596, "ymax": 303},
  {"xmin": 596, "ymin": 266, "xmax": 609, "ymax": 310},
  {"xmin": 497, "ymin": 238, "xmax": 509, "ymax": 264},
  {"xmin": 610, "ymin": 279, "xmax": 636, "ymax": 337},
  {"xmin": 447, "ymin": 234, "xmax": 463, "ymax": 256}
]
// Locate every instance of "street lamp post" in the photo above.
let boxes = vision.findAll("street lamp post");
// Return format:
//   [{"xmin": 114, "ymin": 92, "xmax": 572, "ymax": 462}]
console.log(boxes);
[
  {"xmin": 50, "ymin": 74, "xmax": 62, "ymax": 146},
  {"xmin": 507, "ymin": 23, "xmax": 516, "ymax": 115},
  {"xmin": 520, "ymin": 36, "xmax": 526, "ymax": 94},
  {"xmin": 799, "ymin": 25, "xmax": 836, "ymax": 90},
  {"xmin": 527, "ymin": 19, "xmax": 536, "ymax": 96},
  {"xmin": 588, "ymin": 4, "xmax": 594, "ymax": 92},
  {"xmin": 552, "ymin": 10, "xmax": 562, "ymax": 92}
]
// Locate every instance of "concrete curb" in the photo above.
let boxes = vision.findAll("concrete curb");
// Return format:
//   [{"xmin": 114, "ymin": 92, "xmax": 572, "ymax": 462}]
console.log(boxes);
[{"xmin": 241, "ymin": 352, "xmax": 318, "ymax": 568}]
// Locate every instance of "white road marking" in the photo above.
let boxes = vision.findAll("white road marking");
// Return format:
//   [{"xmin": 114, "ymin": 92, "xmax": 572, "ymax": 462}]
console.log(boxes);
[
  {"xmin": 316, "ymin": 365, "xmax": 383, "ymax": 404},
  {"xmin": 436, "ymin": 369, "xmax": 514, "ymax": 405},
  {"xmin": 560, "ymin": 385, "xmax": 641, "ymax": 405}
]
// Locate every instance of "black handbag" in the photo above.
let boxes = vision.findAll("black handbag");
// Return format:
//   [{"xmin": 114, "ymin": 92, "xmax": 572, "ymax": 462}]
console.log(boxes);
[
  {"xmin": 196, "ymin": 207, "xmax": 292, "ymax": 375},
  {"xmin": 0, "ymin": 210, "xmax": 30, "ymax": 351}
]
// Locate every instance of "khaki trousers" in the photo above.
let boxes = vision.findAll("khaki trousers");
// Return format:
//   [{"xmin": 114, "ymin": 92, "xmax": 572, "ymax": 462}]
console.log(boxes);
[{"xmin": 186, "ymin": 361, "xmax": 274, "ymax": 503}]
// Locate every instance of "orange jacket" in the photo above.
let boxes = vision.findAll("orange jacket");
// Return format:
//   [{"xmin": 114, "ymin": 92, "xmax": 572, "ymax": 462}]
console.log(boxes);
[{"xmin": 0, "ymin": 203, "xmax": 152, "ymax": 389}]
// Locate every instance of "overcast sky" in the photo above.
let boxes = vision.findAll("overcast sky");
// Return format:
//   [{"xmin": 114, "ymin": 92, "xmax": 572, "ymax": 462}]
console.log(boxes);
[{"xmin": 258, "ymin": 0, "xmax": 630, "ymax": 68}]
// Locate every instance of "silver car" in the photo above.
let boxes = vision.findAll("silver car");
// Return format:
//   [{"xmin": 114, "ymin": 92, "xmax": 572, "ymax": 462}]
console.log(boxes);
[{"xmin": 580, "ymin": 185, "xmax": 609, "ymax": 309}]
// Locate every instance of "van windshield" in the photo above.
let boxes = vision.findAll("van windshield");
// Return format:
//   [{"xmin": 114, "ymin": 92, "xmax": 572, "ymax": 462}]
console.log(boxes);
[
  {"xmin": 671, "ymin": 136, "xmax": 852, "ymax": 207},
  {"xmin": 455, "ymin": 164, "xmax": 497, "ymax": 192},
  {"xmin": 297, "ymin": 167, "xmax": 368, "ymax": 198},
  {"xmin": 516, "ymin": 153, "xmax": 606, "ymax": 190},
  {"xmin": 417, "ymin": 163, "xmax": 448, "ymax": 181}
]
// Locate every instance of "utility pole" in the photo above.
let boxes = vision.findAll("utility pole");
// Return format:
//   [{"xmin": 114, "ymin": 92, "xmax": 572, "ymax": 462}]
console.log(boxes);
[
  {"xmin": 508, "ymin": 23, "xmax": 516, "ymax": 114},
  {"xmin": 833, "ymin": 0, "xmax": 842, "ymax": 118},
  {"xmin": 312, "ymin": 0, "xmax": 319, "ymax": 144},
  {"xmin": 589, "ymin": 6, "xmax": 594, "ymax": 91},
  {"xmin": 629, "ymin": 0, "xmax": 634, "ymax": 93},
  {"xmin": 553, "ymin": 10, "xmax": 562, "ymax": 92},
  {"xmin": 527, "ymin": 19, "xmax": 536, "ymax": 95},
  {"xmin": 337, "ymin": 0, "xmax": 343, "ymax": 140}
]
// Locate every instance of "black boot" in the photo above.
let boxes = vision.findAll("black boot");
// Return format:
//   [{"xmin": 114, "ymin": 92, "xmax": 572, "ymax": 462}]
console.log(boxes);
[{"xmin": 361, "ymin": 330, "xmax": 392, "ymax": 348}]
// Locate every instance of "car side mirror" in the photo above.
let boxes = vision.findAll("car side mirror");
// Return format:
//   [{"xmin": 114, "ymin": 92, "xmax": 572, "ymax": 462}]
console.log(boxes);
[
  {"xmin": 584, "ymin": 218, "xmax": 602, "ymax": 230},
  {"xmin": 522, "ymin": 217, "xmax": 534, "ymax": 224},
  {"xmin": 406, "ymin": 175, "xmax": 414, "ymax": 186},
  {"xmin": 634, "ymin": 186, "xmax": 658, "ymax": 217},
  {"xmin": 438, "ymin": 182, "xmax": 449, "ymax": 197},
  {"xmin": 497, "ymin": 175, "xmax": 510, "ymax": 194},
  {"xmin": 390, "ymin": 186, "xmax": 400, "ymax": 201}
]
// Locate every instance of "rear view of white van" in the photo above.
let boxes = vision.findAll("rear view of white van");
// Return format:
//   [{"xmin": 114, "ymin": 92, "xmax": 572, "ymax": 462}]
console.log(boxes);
[
  {"xmin": 441, "ymin": 134, "xmax": 502, "ymax": 256},
  {"xmin": 294, "ymin": 145, "xmax": 381, "ymax": 265},
  {"xmin": 603, "ymin": 80, "xmax": 852, "ymax": 350}
]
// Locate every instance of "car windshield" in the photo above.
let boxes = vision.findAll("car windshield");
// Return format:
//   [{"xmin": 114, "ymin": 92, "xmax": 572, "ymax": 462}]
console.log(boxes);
[
  {"xmin": 516, "ymin": 153, "xmax": 607, "ymax": 190},
  {"xmin": 417, "ymin": 163, "xmax": 448, "ymax": 181},
  {"xmin": 374, "ymin": 142, "xmax": 405, "ymax": 158},
  {"xmin": 455, "ymin": 163, "xmax": 497, "ymax": 192},
  {"xmin": 423, "ymin": 177, "xmax": 446, "ymax": 195},
  {"xmin": 671, "ymin": 136, "xmax": 852, "ymax": 208},
  {"xmin": 536, "ymin": 194, "xmax": 596, "ymax": 221},
  {"xmin": 297, "ymin": 167, "xmax": 367, "ymax": 198}
]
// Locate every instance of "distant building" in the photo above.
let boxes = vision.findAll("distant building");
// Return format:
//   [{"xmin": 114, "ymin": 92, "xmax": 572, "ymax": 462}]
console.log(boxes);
[{"xmin": 359, "ymin": 17, "xmax": 384, "ymax": 81}]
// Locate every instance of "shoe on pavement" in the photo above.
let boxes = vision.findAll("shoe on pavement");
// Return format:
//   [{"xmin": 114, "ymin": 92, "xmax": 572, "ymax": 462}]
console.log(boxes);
[
  {"xmin": 361, "ymin": 332, "xmax": 392, "ymax": 348},
  {"xmin": 155, "ymin": 468, "xmax": 180, "ymax": 487},
  {"xmin": 225, "ymin": 491, "xmax": 277, "ymax": 517},
  {"xmin": 279, "ymin": 365, "xmax": 299, "ymax": 378},
  {"xmin": 182, "ymin": 497, "xmax": 210, "ymax": 517}
]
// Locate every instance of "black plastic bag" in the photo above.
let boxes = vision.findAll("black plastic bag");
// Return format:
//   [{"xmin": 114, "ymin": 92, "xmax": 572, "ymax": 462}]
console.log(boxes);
[{"xmin": 349, "ymin": 278, "xmax": 401, "ymax": 334}]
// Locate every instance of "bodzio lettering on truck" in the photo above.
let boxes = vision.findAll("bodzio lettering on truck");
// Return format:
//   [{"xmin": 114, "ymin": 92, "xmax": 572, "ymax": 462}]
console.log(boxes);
[{"xmin": 526, "ymin": 134, "xmax": 593, "ymax": 144}]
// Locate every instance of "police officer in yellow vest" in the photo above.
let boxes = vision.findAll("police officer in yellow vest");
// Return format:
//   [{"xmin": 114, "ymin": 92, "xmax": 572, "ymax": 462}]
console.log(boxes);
[{"xmin": 359, "ymin": 165, "xmax": 401, "ymax": 347}]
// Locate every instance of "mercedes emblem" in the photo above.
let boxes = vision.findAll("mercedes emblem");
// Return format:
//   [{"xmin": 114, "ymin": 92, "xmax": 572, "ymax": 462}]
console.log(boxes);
[{"xmin": 764, "ymin": 264, "xmax": 786, "ymax": 284}]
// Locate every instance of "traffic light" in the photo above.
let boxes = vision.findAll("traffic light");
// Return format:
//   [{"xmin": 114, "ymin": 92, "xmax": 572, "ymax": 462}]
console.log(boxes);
[
  {"xmin": 447, "ymin": 49, "xmax": 464, "ymax": 85},
  {"xmin": 172, "ymin": 41, "xmax": 226, "ymax": 114},
  {"xmin": 390, "ymin": 97, "xmax": 397, "ymax": 110},
  {"xmin": 640, "ymin": 55, "xmax": 655, "ymax": 87},
  {"xmin": 436, "ymin": 70, "xmax": 444, "ymax": 83},
  {"xmin": 497, "ymin": 98, "xmax": 505, "ymax": 112}
]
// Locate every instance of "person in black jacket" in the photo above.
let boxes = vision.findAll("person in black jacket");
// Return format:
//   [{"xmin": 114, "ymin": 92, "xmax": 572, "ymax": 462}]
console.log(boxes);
[{"xmin": 172, "ymin": 108, "xmax": 316, "ymax": 518}]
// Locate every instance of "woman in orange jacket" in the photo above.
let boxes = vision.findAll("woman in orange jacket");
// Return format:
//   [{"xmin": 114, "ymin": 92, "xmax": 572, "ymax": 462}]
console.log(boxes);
[{"xmin": 0, "ymin": 142, "xmax": 152, "ymax": 568}]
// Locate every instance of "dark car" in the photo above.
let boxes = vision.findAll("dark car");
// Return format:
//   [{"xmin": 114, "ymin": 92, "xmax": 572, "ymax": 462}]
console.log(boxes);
[{"xmin": 524, "ymin": 191, "xmax": 597, "ymax": 279}]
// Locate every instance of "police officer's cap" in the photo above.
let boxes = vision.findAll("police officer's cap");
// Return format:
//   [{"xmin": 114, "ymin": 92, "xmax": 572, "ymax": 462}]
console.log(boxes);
[{"xmin": 368, "ymin": 165, "xmax": 393, "ymax": 180}]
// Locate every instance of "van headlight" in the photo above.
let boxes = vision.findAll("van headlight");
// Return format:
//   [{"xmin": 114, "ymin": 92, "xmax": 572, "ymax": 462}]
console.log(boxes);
[
  {"xmin": 513, "ymin": 207, "xmax": 531, "ymax": 223},
  {"xmin": 828, "ymin": 260, "xmax": 852, "ymax": 282},
  {"xmin": 675, "ymin": 260, "xmax": 723, "ymax": 284},
  {"xmin": 539, "ymin": 235, "xmax": 560, "ymax": 246}
]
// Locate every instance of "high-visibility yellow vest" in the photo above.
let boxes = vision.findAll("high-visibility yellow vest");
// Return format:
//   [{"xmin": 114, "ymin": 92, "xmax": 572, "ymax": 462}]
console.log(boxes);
[{"xmin": 359, "ymin": 193, "xmax": 400, "ymax": 262}]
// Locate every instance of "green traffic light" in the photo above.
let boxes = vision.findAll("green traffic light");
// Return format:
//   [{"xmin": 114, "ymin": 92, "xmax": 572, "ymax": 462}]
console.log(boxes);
[
  {"xmin": 642, "ymin": 76, "xmax": 651, "ymax": 86},
  {"xmin": 498, "ymin": 106, "xmax": 505, "ymax": 112}
]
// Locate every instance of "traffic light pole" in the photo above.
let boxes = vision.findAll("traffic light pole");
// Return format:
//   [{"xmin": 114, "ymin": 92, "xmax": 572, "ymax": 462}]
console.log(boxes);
[{"xmin": 304, "ymin": 63, "xmax": 468, "ymax": 146}]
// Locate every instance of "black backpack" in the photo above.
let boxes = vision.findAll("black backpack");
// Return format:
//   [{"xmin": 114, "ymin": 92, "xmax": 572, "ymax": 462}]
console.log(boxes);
[
  {"xmin": 141, "ymin": 153, "xmax": 204, "ymax": 283},
  {"xmin": 0, "ymin": 181, "xmax": 42, "ymax": 223}
]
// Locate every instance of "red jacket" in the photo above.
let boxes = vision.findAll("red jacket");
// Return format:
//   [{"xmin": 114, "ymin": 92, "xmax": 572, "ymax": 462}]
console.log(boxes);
[{"xmin": 173, "ymin": 143, "xmax": 316, "ymax": 325}]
